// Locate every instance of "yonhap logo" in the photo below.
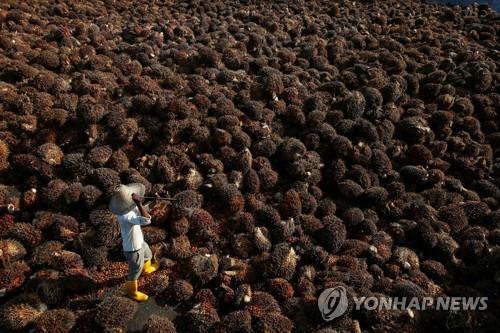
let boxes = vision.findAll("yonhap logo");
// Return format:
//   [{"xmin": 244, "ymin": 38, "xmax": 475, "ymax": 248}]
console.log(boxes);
[
  {"xmin": 318, "ymin": 286, "xmax": 349, "ymax": 321},
  {"xmin": 317, "ymin": 286, "xmax": 488, "ymax": 321}
]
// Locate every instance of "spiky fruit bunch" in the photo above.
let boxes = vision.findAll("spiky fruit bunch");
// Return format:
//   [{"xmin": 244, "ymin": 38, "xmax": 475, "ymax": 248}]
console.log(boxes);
[
  {"xmin": 8, "ymin": 223, "xmax": 43, "ymax": 248},
  {"xmin": 80, "ymin": 185, "xmax": 103, "ymax": 208},
  {"xmin": 0, "ymin": 302, "xmax": 42, "ymax": 331},
  {"xmin": 49, "ymin": 250, "xmax": 84, "ymax": 270},
  {"xmin": 0, "ymin": 140, "xmax": 9, "ymax": 172},
  {"xmin": 33, "ymin": 309, "xmax": 76, "ymax": 333},
  {"xmin": 91, "ymin": 168, "xmax": 121, "ymax": 198},
  {"xmin": 0, "ymin": 261, "xmax": 31, "ymax": 293},
  {"xmin": 254, "ymin": 312, "xmax": 294, "ymax": 333},
  {"xmin": 169, "ymin": 280, "xmax": 194, "ymax": 302},
  {"xmin": 0, "ymin": 214, "xmax": 15, "ymax": 238},
  {"xmin": 94, "ymin": 296, "xmax": 138, "ymax": 331},
  {"xmin": 172, "ymin": 190, "xmax": 203, "ymax": 219},
  {"xmin": 31, "ymin": 269, "xmax": 64, "ymax": 305},
  {"xmin": 189, "ymin": 254, "xmax": 219, "ymax": 285},
  {"xmin": 182, "ymin": 302, "xmax": 220, "ymax": 333},
  {"xmin": 215, "ymin": 310, "xmax": 252, "ymax": 333},
  {"xmin": 30, "ymin": 241, "xmax": 64, "ymax": 267},
  {"xmin": 0, "ymin": 185, "xmax": 21, "ymax": 212},
  {"xmin": 0, "ymin": 238, "xmax": 27, "ymax": 263},
  {"xmin": 36, "ymin": 143, "xmax": 63, "ymax": 166},
  {"xmin": 89, "ymin": 209, "xmax": 115, "ymax": 226},
  {"xmin": 86, "ymin": 145, "xmax": 113, "ymax": 167},
  {"xmin": 143, "ymin": 314, "xmax": 177, "ymax": 333}
]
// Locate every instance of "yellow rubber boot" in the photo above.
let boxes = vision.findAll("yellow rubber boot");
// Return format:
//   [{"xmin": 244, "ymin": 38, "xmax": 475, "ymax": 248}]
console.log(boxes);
[
  {"xmin": 124, "ymin": 280, "xmax": 148, "ymax": 302},
  {"xmin": 143, "ymin": 259, "xmax": 159, "ymax": 275}
]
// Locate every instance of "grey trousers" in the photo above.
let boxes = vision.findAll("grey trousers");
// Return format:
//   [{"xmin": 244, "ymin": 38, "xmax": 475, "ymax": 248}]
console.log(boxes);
[{"xmin": 124, "ymin": 242, "xmax": 152, "ymax": 280}]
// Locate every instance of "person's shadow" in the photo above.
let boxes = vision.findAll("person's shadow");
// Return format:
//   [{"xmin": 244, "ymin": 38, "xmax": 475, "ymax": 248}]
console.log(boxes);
[{"xmin": 126, "ymin": 296, "xmax": 178, "ymax": 333}]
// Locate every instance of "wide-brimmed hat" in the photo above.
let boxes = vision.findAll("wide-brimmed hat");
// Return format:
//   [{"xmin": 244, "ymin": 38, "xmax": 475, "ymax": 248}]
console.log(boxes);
[{"xmin": 108, "ymin": 183, "xmax": 145, "ymax": 215}]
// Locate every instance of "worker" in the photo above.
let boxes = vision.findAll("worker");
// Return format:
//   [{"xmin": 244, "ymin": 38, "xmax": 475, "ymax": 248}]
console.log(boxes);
[{"xmin": 109, "ymin": 183, "xmax": 159, "ymax": 302}]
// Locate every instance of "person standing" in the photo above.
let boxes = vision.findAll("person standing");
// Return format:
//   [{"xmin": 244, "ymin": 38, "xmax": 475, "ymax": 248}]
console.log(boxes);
[{"xmin": 109, "ymin": 183, "xmax": 159, "ymax": 301}]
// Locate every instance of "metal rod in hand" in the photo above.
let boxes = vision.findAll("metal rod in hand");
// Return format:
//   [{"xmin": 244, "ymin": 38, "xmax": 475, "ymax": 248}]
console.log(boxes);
[{"xmin": 141, "ymin": 196, "xmax": 177, "ymax": 201}]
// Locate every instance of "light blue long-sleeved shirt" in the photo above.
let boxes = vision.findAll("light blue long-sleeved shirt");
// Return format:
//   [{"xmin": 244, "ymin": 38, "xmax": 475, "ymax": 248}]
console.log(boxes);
[{"xmin": 117, "ymin": 207, "xmax": 151, "ymax": 251}]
